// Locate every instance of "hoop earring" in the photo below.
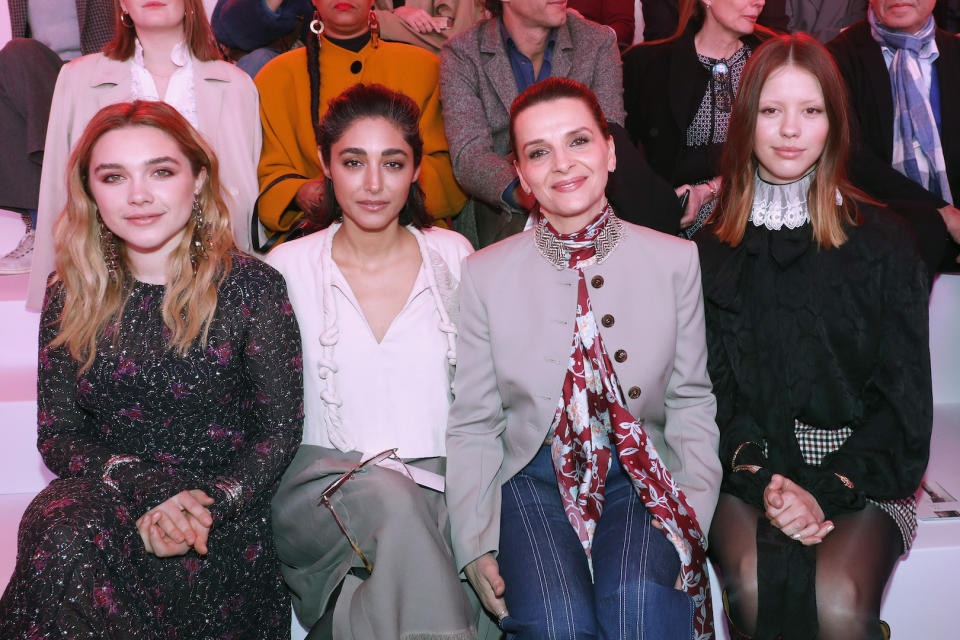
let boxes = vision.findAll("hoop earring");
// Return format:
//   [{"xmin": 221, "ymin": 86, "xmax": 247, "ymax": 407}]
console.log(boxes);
[
  {"xmin": 310, "ymin": 10, "xmax": 325, "ymax": 38},
  {"xmin": 98, "ymin": 216, "xmax": 120, "ymax": 281},
  {"xmin": 120, "ymin": 11, "xmax": 134, "ymax": 28},
  {"xmin": 368, "ymin": 8, "xmax": 380, "ymax": 48},
  {"xmin": 190, "ymin": 194, "xmax": 210, "ymax": 265}
]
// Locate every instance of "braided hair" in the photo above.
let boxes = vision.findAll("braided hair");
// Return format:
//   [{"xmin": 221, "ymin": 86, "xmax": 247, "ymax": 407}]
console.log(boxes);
[{"xmin": 305, "ymin": 25, "xmax": 325, "ymax": 151}]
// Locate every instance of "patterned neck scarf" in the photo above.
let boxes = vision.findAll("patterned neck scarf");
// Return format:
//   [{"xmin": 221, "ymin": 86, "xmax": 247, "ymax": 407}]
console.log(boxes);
[
  {"xmin": 540, "ymin": 207, "xmax": 714, "ymax": 639},
  {"xmin": 869, "ymin": 9, "xmax": 953, "ymax": 204}
]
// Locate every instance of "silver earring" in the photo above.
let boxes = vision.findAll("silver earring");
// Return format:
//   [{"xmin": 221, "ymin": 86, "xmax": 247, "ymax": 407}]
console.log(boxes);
[{"xmin": 310, "ymin": 11, "xmax": 325, "ymax": 37}]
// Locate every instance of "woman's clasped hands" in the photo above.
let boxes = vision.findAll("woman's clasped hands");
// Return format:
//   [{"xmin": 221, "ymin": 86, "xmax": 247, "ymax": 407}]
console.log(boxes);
[
  {"xmin": 135, "ymin": 489, "xmax": 215, "ymax": 557},
  {"xmin": 763, "ymin": 473, "xmax": 835, "ymax": 545}
]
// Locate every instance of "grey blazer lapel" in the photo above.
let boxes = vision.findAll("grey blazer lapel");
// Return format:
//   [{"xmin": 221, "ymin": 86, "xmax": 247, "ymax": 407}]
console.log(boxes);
[
  {"xmin": 479, "ymin": 18, "xmax": 519, "ymax": 114},
  {"xmin": 550, "ymin": 18, "xmax": 575, "ymax": 79}
]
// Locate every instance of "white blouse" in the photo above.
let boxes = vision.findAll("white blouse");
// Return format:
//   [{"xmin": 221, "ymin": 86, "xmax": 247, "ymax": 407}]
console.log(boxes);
[
  {"xmin": 130, "ymin": 39, "xmax": 199, "ymax": 130},
  {"xmin": 266, "ymin": 225, "xmax": 473, "ymax": 458}
]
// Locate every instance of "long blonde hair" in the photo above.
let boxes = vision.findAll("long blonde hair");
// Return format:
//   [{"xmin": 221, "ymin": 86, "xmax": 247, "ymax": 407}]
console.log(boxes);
[
  {"xmin": 713, "ymin": 34, "xmax": 870, "ymax": 248},
  {"xmin": 51, "ymin": 101, "xmax": 234, "ymax": 371}
]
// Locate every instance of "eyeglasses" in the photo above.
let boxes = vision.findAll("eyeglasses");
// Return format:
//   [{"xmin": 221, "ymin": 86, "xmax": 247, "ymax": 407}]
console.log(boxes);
[
  {"xmin": 317, "ymin": 448, "xmax": 414, "ymax": 573},
  {"xmin": 712, "ymin": 61, "xmax": 733, "ymax": 113}
]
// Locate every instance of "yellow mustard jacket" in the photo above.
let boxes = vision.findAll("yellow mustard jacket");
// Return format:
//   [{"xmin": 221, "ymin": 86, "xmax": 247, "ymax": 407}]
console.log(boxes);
[{"xmin": 255, "ymin": 38, "xmax": 466, "ymax": 233}]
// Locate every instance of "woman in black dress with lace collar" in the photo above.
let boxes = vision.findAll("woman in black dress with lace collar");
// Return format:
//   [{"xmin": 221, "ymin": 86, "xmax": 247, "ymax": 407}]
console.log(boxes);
[
  {"xmin": 0, "ymin": 101, "xmax": 303, "ymax": 639},
  {"xmin": 696, "ymin": 36, "xmax": 931, "ymax": 640}
]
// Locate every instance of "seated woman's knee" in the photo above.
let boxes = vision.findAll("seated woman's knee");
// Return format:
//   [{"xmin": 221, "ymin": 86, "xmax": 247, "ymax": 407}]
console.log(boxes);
[{"xmin": 816, "ymin": 573, "xmax": 872, "ymax": 631}]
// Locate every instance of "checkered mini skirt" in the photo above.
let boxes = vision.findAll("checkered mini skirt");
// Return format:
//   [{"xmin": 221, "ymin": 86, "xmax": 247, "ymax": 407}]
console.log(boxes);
[{"xmin": 791, "ymin": 420, "xmax": 917, "ymax": 553}]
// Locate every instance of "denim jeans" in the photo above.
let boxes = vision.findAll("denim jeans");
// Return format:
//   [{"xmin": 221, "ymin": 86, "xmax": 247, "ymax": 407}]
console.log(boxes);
[{"xmin": 498, "ymin": 446, "xmax": 694, "ymax": 640}]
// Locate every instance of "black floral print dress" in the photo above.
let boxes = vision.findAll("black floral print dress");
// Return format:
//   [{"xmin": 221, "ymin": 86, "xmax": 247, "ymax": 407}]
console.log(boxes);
[{"xmin": 0, "ymin": 255, "xmax": 303, "ymax": 639}]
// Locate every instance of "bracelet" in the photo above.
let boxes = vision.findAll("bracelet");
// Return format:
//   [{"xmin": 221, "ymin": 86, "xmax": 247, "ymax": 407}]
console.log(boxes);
[
  {"xmin": 732, "ymin": 464, "xmax": 762, "ymax": 474},
  {"xmin": 731, "ymin": 440, "xmax": 763, "ymax": 470},
  {"xmin": 705, "ymin": 178, "xmax": 720, "ymax": 201},
  {"xmin": 102, "ymin": 454, "xmax": 140, "ymax": 491},
  {"xmin": 214, "ymin": 477, "xmax": 243, "ymax": 507},
  {"xmin": 834, "ymin": 472, "xmax": 854, "ymax": 489}
]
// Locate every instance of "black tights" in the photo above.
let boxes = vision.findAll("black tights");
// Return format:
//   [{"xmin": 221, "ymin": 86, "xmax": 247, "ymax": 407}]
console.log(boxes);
[{"xmin": 709, "ymin": 493, "xmax": 902, "ymax": 640}]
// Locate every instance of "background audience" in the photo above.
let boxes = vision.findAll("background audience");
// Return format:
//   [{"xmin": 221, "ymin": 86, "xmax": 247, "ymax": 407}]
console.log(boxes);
[
  {"xmin": 212, "ymin": 0, "xmax": 313, "ymax": 77},
  {"xmin": 828, "ymin": 0, "xmax": 960, "ymax": 270},
  {"xmin": 624, "ymin": 0, "xmax": 770, "ymax": 237},
  {"xmin": 0, "ymin": 0, "xmax": 115, "ymax": 275}
]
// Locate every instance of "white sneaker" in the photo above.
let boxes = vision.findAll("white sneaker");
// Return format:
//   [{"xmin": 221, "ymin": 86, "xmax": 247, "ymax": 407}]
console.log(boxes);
[{"xmin": 0, "ymin": 227, "xmax": 35, "ymax": 275}]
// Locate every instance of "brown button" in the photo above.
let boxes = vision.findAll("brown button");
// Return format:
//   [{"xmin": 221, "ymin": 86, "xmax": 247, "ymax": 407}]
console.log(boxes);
[
  {"xmin": 590, "ymin": 275, "xmax": 604, "ymax": 288},
  {"xmin": 628, "ymin": 386, "xmax": 642, "ymax": 399},
  {"xmin": 601, "ymin": 314, "xmax": 615, "ymax": 328},
  {"xmin": 614, "ymin": 349, "xmax": 628, "ymax": 362}
]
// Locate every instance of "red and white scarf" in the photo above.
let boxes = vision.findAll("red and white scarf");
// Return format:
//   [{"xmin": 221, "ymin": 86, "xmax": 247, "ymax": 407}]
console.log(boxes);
[{"xmin": 540, "ymin": 206, "xmax": 713, "ymax": 639}]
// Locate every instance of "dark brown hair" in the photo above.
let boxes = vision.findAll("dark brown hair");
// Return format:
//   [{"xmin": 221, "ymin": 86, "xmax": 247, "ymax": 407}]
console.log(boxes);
[
  {"xmin": 317, "ymin": 84, "xmax": 432, "ymax": 229},
  {"xmin": 103, "ymin": 0, "xmax": 221, "ymax": 61},
  {"xmin": 713, "ymin": 33, "xmax": 867, "ymax": 248},
  {"xmin": 509, "ymin": 77, "xmax": 610, "ymax": 156}
]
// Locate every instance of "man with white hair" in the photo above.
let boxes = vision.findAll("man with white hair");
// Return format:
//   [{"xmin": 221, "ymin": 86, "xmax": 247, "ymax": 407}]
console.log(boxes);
[{"xmin": 829, "ymin": 0, "xmax": 960, "ymax": 269}]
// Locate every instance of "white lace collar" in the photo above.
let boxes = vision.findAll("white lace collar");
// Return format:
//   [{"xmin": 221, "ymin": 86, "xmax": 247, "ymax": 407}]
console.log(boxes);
[{"xmin": 750, "ymin": 169, "xmax": 814, "ymax": 231}]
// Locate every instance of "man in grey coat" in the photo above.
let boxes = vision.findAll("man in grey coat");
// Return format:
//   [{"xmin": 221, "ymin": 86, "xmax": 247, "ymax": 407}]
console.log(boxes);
[{"xmin": 440, "ymin": 0, "xmax": 680, "ymax": 247}]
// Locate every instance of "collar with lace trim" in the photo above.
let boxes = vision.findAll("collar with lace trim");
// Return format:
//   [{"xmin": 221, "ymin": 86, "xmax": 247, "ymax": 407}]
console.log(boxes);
[{"xmin": 750, "ymin": 168, "xmax": 815, "ymax": 231}]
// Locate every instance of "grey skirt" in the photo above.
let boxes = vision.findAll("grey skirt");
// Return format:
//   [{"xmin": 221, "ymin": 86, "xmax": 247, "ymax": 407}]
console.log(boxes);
[{"xmin": 271, "ymin": 445, "xmax": 485, "ymax": 640}]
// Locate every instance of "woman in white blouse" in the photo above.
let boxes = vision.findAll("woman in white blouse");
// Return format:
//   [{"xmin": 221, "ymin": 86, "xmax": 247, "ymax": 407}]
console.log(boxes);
[
  {"xmin": 26, "ymin": 0, "xmax": 260, "ymax": 309},
  {"xmin": 265, "ymin": 84, "xmax": 485, "ymax": 640}
]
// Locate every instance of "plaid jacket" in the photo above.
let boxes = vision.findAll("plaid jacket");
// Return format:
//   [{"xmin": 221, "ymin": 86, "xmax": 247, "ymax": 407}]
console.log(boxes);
[{"xmin": 8, "ymin": 0, "xmax": 115, "ymax": 55}]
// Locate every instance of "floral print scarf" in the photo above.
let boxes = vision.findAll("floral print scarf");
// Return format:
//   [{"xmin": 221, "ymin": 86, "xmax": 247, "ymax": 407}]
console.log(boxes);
[{"xmin": 540, "ymin": 206, "xmax": 714, "ymax": 639}]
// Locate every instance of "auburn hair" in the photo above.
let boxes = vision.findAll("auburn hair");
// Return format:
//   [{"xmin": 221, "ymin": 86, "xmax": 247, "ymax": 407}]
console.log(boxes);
[
  {"xmin": 50, "ymin": 101, "xmax": 234, "ymax": 371},
  {"xmin": 103, "ymin": 0, "xmax": 221, "ymax": 61},
  {"xmin": 509, "ymin": 77, "xmax": 610, "ymax": 157},
  {"xmin": 712, "ymin": 33, "xmax": 869, "ymax": 248}
]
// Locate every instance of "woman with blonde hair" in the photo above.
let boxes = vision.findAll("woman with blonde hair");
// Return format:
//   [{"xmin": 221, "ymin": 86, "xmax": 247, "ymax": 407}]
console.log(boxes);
[
  {"xmin": 697, "ymin": 34, "xmax": 931, "ymax": 639},
  {"xmin": 0, "ymin": 101, "xmax": 303, "ymax": 638},
  {"xmin": 26, "ymin": 0, "xmax": 261, "ymax": 310}
]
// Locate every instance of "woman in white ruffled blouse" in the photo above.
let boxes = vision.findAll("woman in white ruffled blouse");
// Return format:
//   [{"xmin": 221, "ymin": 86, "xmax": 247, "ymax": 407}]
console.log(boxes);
[
  {"xmin": 27, "ymin": 0, "xmax": 260, "ymax": 309},
  {"xmin": 265, "ymin": 84, "xmax": 487, "ymax": 640}
]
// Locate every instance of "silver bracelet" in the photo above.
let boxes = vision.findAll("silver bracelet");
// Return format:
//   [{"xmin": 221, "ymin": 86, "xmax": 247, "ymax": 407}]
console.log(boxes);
[
  {"xmin": 214, "ymin": 477, "xmax": 243, "ymax": 507},
  {"xmin": 102, "ymin": 454, "xmax": 140, "ymax": 491}
]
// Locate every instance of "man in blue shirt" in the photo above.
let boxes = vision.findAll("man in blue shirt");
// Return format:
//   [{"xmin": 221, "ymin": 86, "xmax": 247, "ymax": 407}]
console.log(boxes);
[{"xmin": 440, "ymin": 0, "xmax": 679, "ymax": 247}]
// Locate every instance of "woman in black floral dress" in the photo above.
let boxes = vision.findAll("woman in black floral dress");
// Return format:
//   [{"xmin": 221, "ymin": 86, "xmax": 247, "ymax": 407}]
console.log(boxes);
[{"xmin": 0, "ymin": 101, "xmax": 303, "ymax": 639}]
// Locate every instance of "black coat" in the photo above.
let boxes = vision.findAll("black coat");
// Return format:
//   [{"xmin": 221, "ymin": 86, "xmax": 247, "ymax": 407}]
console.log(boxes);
[{"xmin": 622, "ymin": 28, "xmax": 767, "ymax": 188}]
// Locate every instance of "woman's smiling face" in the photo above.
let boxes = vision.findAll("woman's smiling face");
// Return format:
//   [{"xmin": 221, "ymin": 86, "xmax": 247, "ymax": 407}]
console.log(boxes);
[{"xmin": 513, "ymin": 97, "xmax": 615, "ymax": 233}]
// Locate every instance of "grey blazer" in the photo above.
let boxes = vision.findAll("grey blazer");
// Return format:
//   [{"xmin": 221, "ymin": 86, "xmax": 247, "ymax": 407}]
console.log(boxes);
[
  {"xmin": 439, "ymin": 12, "xmax": 627, "ymax": 208},
  {"xmin": 445, "ymin": 221, "xmax": 722, "ymax": 571}
]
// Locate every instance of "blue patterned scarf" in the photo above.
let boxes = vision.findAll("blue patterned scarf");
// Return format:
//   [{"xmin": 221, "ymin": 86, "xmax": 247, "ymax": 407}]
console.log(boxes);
[{"xmin": 869, "ymin": 9, "xmax": 953, "ymax": 204}]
